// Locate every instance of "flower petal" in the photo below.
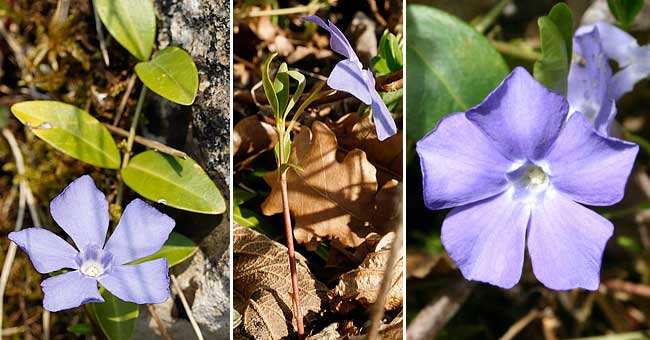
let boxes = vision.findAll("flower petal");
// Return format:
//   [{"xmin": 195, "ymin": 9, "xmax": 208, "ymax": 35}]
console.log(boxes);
[
  {"xmin": 302, "ymin": 16, "xmax": 357, "ymax": 60},
  {"xmin": 99, "ymin": 259, "xmax": 170, "ymax": 304},
  {"xmin": 528, "ymin": 191, "xmax": 613, "ymax": 290},
  {"xmin": 609, "ymin": 62, "xmax": 650, "ymax": 100},
  {"xmin": 416, "ymin": 112, "xmax": 512, "ymax": 209},
  {"xmin": 590, "ymin": 22, "xmax": 639, "ymax": 66},
  {"xmin": 41, "ymin": 271, "xmax": 103, "ymax": 312},
  {"xmin": 8, "ymin": 228, "xmax": 78, "ymax": 274},
  {"xmin": 568, "ymin": 26, "xmax": 614, "ymax": 133},
  {"xmin": 546, "ymin": 112, "xmax": 638, "ymax": 206},
  {"xmin": 366, "ymin": 69, "xmax": 397, "ymax": 141},
  {"xmin": 441, "ymin": 192, "xmax": 531, "ymax": 288},
  {"xmin": 104, "ymin": 199, "xmax": 175, "ymax": 265},
  {"xmin": 466, "ymin": 67, "xmax": 569, "ymax": 160},
  {"xmin": 50, "ymin": 175, "xmax": 109, "ymax": 249},
  {"xmin": 327, "ymin": 59, "xmax": 372, "ymax": 104}
]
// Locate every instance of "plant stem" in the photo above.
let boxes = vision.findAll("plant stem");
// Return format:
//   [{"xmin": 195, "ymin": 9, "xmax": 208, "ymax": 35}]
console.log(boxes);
[
  {"xmin": 278, "ymin": 129, "xmax": 305, "ymax": 340},
  {"xmin": 474, "ymin": 0, "xmax": 513, "ymax": 33},
  {"xmin": 115, "ymin": 85, "xmax": 147, "ymax": 210}
]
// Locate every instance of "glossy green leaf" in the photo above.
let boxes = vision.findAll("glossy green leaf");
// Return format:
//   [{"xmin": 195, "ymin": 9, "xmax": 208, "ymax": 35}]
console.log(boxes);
[
  {"xmin": 89, "ymin": 289, "xmax": 138, "ymax": 340},
  {"xmin": 135, "ymin": 46, "xmax": 199, "ymax": 105},
  {"xmin": 10, "ymin": 101, "xmax": 121, "ymax": 169},
  {"xmin": 122, "ymin": 151, "xmax": 225, "ymax": 214},
  {"xmin": 608, "ymin": 0, "xmax": 643, "ymax": 28},
  {"xmin": 533, "ymin": 4, "xmax": 573, "ymax": 95},
  {"xmin": 93, "ymin": 0, "xmax": 155, "ymax": 61},
  {"xmin": 130, "ymin": 232, "xmax": 198, "ymax": 267},
  {"xmin": 406, "ymin": 4, "xmax": 509, "ymax": 141}
]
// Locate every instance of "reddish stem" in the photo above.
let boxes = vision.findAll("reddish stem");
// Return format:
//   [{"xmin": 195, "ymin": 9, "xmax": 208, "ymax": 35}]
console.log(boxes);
[{"xmin": 279, "ymin": 143, "xmax": 305, "ymax": 339}]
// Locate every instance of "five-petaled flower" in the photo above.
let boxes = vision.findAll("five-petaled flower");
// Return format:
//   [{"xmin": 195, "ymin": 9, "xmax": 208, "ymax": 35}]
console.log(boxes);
[
  {"xmin": 302, "ymin": 15, "xmax": 398, "ymax": 141},
  {"xmin": 9, "ymin": 175, "xmax": 175, "ymax": 312},
  {"xmin": 417, "ymin": 67, "xmax": 638, "ymax": 290}
]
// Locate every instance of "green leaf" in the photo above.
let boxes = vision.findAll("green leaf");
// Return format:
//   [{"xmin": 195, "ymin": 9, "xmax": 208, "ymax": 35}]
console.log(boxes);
[
  {"xmin": 608, "ymin": 0, "xmax": 643, "ymax": 28},
  {"xmin": 406, "ymin": 5, "xmax": 509, "ymax": 141},
  {"xmin": 233, "ymin": 187, "xmax": 256, "ymax": 206},
  {"xmin": 274, "ymin": 63, "xmax": 290, "ymax": 117},
  {"xmin": 135, "ymin": 46, "xmax": 199, "ymax": 105},
  {"xmin": 121, "ymin": 151, "xmax": 225, "ymax": 214},
  {"xmin": 372, "ymin": 30, "xmax": 403, "ymax": 76},
  {"xmin": 93, "ymin": 0, "xmax": 155, "ymax": 61},
  {"xmin": 262, "ymin": 53, "xmax": 279, "ymax": 117},
  {"xmin": 67, "ymin": 323, "xmax": 94, "ymax": 336},
  {"xmin": 548, "ymin": 3, "xmax": 573, "ymax": 58},
  {"xmin": 533, "ymin": 3, "xmax": 573, "ymax": 95},
  {"xmin": 88, "ymin": 289, "xmax": 138, "ymax": 340},
  {"xmin": 130, "ymin": 232, "xmax": 197, "ymax": 267},
  {"xmin": 10, "ymin": 101, "xmax": 121, "ymax": 169},
  {"xmin": 233, "ymin": 205, "xmax": 274, "ymax": 236},
  {"xmin": 0, "ymin": 106, "xmax": 9, "ymax": 128}
]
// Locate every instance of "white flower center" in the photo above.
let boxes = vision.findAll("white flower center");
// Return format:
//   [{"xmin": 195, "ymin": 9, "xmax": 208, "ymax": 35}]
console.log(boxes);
[
  {"xmin": 507, "ymin": 161, "xmax": 551, "ymax": 204},
  {"xmin": 80, "ymin": 261, "xmax": 105, "ymax": 277},
  {"xmin": 523, "ymin": 166, "xmax": 549, "ymax": 192},
  {"xmin": 76, "ymin": 246, "xmax": 112, "ymax": 278}
]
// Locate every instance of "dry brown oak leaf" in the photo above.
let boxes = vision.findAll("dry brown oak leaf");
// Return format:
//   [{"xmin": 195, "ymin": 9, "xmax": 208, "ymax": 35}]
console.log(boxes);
[
  {"xmin": 329, "ymin": 232, "xmax": 403, "ymax": 314},
  {"xmin": 233, "ymin": 226, "xmax": 327, "ymax": 340},
  {"xmin": 262, "ymin": 120, "xmax": 383, "ymax": 250}
]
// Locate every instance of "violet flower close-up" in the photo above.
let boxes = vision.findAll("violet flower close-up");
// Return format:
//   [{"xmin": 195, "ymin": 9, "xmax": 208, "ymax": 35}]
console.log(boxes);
[
  {"xmin": 568, "ymin": 24, "xmax": 617, "ymax": 135},
  {"xmin": 417, "ymin": 67, "xmax": 638, "ymax": 290},
  {"xmin": 302, "ymin": 15, "xmax": 398, "ymax": 141},
  {"xmin": 8, "ymin": 175, "xmax": 175, "ymax": 312}
]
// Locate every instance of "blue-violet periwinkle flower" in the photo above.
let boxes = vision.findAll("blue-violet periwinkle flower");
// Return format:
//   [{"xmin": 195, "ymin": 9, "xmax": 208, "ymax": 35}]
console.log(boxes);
[
  {"xmin": 302, "ymin": 15, "xmax": 398, "ymax": 141},
  {"xmin": 417, "ymin": 67, "xmax": 638, "ymax": 290},
  {"xmin": 9, "ymin": 175, "xmax": 175, "ymax": 312},
  {"xmin": 568, "ymin": 25, "xmax": 617, "ymax": 135}
]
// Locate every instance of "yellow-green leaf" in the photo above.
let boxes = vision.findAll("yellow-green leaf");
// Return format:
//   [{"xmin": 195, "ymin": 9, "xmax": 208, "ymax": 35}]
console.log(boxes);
[
  {"xmin": 93, "ymin": 0, "xmax": 156, "ymax": 61},
  {"xmin": 88, "ymin": 289, "xmax": 138, "ymax": 340},
  {"xmin": 130, "ymin": 232, "xmax": 198, "ymax": 267},
  {"xmin": 135, "ymin": 46, "xmax": 199, "ymax": 105},
  {"xmin": 121, "ymin": 150, "xmax": 225, "ymax": 214},
  {"xmin": 10, "ymin": 101, "xmax": 121, "ymax": 169}
]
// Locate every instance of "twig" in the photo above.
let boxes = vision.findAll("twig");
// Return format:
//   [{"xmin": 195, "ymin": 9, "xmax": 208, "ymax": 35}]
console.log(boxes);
[
  {"xmin": 93, "ymin": 4, "xmax": 110, "ymax": 66},
  {"xmin": 238, "ymin": 3, "xmax": 324, "ymax": 18},
  {"xmin": 170, "ymin": 274, "xmax": 204, "ymax": 340},
  {"xmin": 490, "ymin": 40, "xmax": 541, "ymax": 62},
  {"xmin": 113, "ymin": 74, "xmax": 138, "ymax": 125},
  {"xmin": 474, "ymin": 0, "xmax": 513, "ymax": 33},
  {"xmin": 406, "ymin": 278, "xmax": 474, "ymax": 339},
  {"xmin": 0, "ymin": 129, "xmax": 48, "ymax": 340},
  {"xmin": 1, "ymin": 326, "xmax": 26, "ymax": 336},
  {"xmin": 0, "ymin": 133, "xmax": 26, "ymax": 334},
  {"xmin": 103, "ymin": 123, "xmax": 187, "ymax": 159},
  {"xmin": 147, "ymin": 304, "xmax": 172, "ymax": 340},
  {"xmin": 115, "ymin": 85, "xmax": 147, "ymax": 209},
  {"xmin": 368, "ymin": 222, "xmax": 403, "ymax": 340},
  {"xmin": 499, "ymin": 309, "xmax": 541, "ymax": 340},
  {"xmin": 367, "ymin": 0, "xmax": 388, "ymax": 27},
  {"xmin": 605, "ymin": 279, "xmax": 650, "ymax": 298}
]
